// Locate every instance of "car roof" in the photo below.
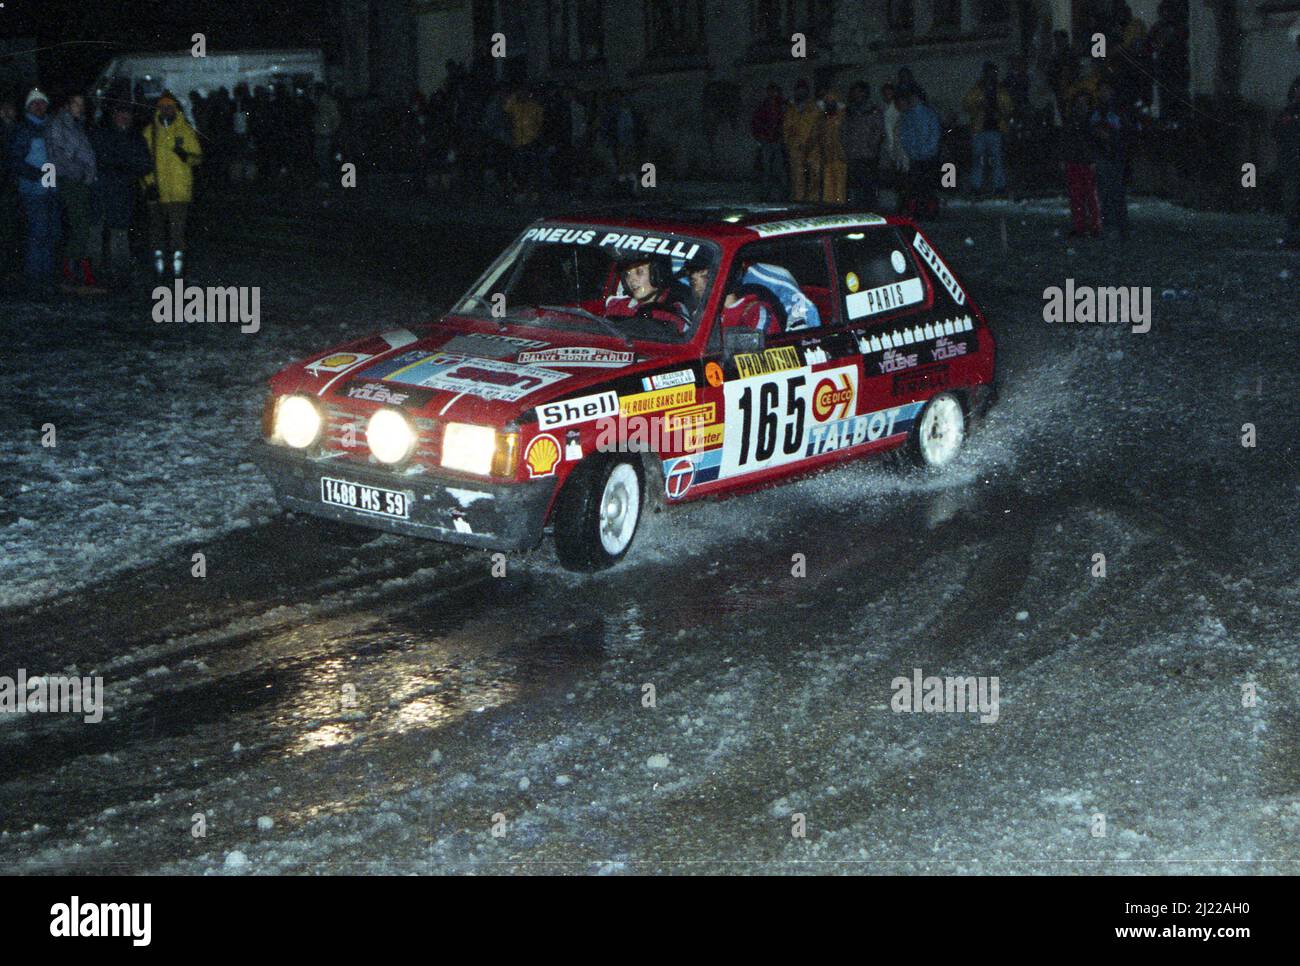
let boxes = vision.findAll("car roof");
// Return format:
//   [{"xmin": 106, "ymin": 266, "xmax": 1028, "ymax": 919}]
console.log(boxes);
[{"xmin": 539, "ymin": 204, "xmax": 895, "ymax": 241}]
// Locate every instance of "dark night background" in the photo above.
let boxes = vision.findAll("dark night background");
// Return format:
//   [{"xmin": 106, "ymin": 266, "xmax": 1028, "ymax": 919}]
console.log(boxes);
[
  {"xmin": 2, "ymin": 0, "xmax": 332, "ymax": 93},
  {"xmin": 0, "ymin": 0, "xmax": 1296, "ymax": 880}
]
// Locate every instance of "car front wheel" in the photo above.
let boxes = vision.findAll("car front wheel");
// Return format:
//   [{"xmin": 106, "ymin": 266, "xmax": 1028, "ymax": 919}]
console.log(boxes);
[
  {"xmin": 552, "ymin": 457, "xmax": 643, "ymax": 571},
  {"xmin": 909, "ymin": 392, "xmax": 966, "ymax": 469}
]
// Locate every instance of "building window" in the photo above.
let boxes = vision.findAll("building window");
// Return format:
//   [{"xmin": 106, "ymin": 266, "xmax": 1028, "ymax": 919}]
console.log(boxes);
[
  {"xmin": 751, "ymin": 1, "xmax": 834, "ymax": 45},
  {"xmin": 931, "ymin": 0, "xmax": 961, "ymax": 29},
  {"xmin": 886, "ymin": 0, "xmax": 914, "ymax": 32},
  {"xmin": 973, "ymin": 0, "xmax": 1010, "ymax": 24},
  {"xmin": 549, "ymin": 0, "xmax": 605, "ymax": 64},
  {"xmin": 645, "ymin": 0, "xmax": 708, "ymax": 57}
]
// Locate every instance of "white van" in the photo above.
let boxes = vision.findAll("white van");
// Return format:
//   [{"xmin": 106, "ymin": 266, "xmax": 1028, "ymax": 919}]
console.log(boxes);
[{"xmin": 93, "ymin": 48, "xmax": 326, "ymax": 125}]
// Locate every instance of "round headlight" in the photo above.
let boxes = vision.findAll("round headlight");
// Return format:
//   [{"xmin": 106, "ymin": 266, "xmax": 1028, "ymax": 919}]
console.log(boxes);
[
  {"xmin": 367, "ymin": 408, "xmax": 415, "ymax": 464},
  {"xmin": 275, "ymin": 395, "xmax": 322, "ymax": 449}
]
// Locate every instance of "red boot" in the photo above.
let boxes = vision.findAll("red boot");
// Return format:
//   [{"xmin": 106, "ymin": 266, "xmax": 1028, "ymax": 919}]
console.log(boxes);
[{"xmin": 80, "ymin": 258, "xmax": 104, "ymax": 290}]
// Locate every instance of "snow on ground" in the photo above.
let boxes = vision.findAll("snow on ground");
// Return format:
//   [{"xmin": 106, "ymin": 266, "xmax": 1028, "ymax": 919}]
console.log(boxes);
[{"xmin": 1, "ymin": 187, "xmax": 1297, "ymax": 873}]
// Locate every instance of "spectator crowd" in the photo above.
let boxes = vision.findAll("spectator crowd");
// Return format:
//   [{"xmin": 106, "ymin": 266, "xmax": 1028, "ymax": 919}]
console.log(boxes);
[{"xmin": 3, "ymin": 2, "xmax": 1297, "ymax": 301}]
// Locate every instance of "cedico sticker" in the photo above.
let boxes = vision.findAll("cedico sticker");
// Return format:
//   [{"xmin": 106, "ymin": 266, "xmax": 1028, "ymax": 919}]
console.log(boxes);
[
  {"xmin": 845, "ymin": 271, "xmax": 860, "ymax": 293},
  {"xmin": 641, "ymin": 368, "xmax": 695, "ymax": 392},
  {"xmin": 619, "ymin": 385, "xmax": 696, "ymax": 417},
  {"xmin": 734, "ymin": 345, "xmax": 801, "ymax": 380},
  {"xmin": 913, "ymin": 233, "xmax": 966, "ymax": 305},
  {"xmin": 846, "ymin": 277, "xmax": 925, "ymax": 321},
  {"xmin": 811, "ymin": 369, "xmax": 856, "ymax": 422},
  {"xmin": 524, "ymin": 434, "xmax": 561, "ymax": 478},
  {"xmin": 891, "ymin": 250, "xmax": 907, "ymax": 274},
  {"xmin": 536, "ymin": 389, "xmax": 619, "ymax": 430},
  {"xmin": 517, "ymin": 347, "xmax": 635, "ymax": 368},
  {"xmin": 307, "ymin": 351, "xmax": 373, "ymax": 375}
]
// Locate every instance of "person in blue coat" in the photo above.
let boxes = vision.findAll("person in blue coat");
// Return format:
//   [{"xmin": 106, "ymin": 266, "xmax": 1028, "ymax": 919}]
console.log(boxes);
[
  {"xmin": 7, "ymin": 88, "xmax": 60, "ymax": 294},
  {"xmin": 895, "ymin": 84, "xmax": 942, "ymax": 219}
]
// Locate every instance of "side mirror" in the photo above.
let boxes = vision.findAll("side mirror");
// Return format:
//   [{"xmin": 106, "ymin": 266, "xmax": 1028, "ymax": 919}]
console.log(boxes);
[{"xmin": 722, "ymin": 327, "xmax": 765, "ymax": 359}]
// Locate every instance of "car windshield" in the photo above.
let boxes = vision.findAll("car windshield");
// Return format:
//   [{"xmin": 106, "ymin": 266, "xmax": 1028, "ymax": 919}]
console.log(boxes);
[{"xmin": 452, "ymin": 224, "xmax": 720, "ymax": 344}]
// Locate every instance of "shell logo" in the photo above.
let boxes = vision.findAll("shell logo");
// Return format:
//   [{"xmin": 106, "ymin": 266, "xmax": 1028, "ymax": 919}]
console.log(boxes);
[
  {"xmin": 813, "ymin": 374, "xmax": 853, "ymax": 422},
  {"xmin": 524, "ymin": 433, "xmax": 561, "ymax": 478},
  {"xmin": 320, "ymin": 353, "xmax": 357, "ymax": 368}
]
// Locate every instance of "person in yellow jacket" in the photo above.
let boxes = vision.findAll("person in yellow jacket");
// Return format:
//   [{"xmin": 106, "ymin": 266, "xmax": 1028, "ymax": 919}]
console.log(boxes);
[
  {"xmin": 504, "ymin": 85, "xmax": 544, "ymax": 202},
  {"xmin": 814, "ymin": 91, "xmax": 847, "ymax": 204},
  {"xmin": 142, "ymin": 92, "xmax": 202, "ymax": 277},
  {"xmin": 963, "ymin": 63, "xmax": 1014, "ymax": 194},
  {"xmin": 782, "ymin": 80, "xmax": 820, "ymax": 202}
]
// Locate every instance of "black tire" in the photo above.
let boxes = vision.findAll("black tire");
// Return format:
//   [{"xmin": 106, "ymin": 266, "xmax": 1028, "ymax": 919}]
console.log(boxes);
[{"xmin": 552, "ymin": 456, "xmax": 644, "ymax": 571}]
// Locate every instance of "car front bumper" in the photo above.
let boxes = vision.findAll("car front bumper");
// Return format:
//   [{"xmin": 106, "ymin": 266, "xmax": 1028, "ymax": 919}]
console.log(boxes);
[{"xmin": 255, "ymin": 445, "xmax": 553, "ymax": 552}]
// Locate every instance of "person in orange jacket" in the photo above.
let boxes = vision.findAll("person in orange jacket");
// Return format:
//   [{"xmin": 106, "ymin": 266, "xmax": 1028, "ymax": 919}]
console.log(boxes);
[
  {"xmin": 815, "ymin": 90, "xmax": 847, "ymax": 204},
  {"xmin": 782, "ymin": 79, "xmax": 820, "ymax": 202},
  {"xmin": 963, "ymin": 62, "xmax": 1014, "ymax": 194}
]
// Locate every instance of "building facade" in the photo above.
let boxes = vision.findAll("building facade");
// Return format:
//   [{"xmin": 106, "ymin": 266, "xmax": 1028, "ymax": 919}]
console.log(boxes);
[{"xmin": 395, "ymin": 0, "xmax": 1297, "ymax": 177}]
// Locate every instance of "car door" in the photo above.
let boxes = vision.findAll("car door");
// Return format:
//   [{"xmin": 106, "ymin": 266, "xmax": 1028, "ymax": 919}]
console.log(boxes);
[{"xmin": 688, "ymin": 234, "xmax": 867, "ymax": 491}]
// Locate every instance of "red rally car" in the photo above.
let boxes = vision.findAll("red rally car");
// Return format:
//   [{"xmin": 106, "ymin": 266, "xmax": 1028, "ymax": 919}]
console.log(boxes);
[{"xmin": 257, "ymin": 206, "xmax": 996, "ymax": 570}]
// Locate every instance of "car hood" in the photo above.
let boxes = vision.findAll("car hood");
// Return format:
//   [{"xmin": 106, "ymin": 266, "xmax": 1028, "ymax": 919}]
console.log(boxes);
[{"xmin": 270, "ymin": 317, "xmax": 687, "ymax": 425}]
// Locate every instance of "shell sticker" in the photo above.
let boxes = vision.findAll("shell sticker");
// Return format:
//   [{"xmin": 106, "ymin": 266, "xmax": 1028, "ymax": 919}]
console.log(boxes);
[{"xmin": 524, "ymin": 434, "xmax": 561, "ymax": 478}]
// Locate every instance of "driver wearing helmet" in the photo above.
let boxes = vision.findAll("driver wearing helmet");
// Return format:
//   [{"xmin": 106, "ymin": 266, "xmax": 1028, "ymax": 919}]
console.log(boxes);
[{"xmin": 605, "ymin": 253, "xmax": 694, "ymax": 333}]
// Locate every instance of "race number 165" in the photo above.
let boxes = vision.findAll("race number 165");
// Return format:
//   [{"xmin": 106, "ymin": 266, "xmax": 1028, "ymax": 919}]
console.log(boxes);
[{"xmin": 736, "ymin": 374, "xmax": 806, "ymax": 466}]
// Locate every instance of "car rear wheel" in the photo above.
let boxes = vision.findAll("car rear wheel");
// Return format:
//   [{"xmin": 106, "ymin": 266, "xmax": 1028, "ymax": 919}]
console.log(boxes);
[
  {"xmin": 909, "ymin": 392, "xmax": 966, "ymax": 469},
  {"xmin": 553, "ymin": 457, "xmax": 643, "ymax": 571}
]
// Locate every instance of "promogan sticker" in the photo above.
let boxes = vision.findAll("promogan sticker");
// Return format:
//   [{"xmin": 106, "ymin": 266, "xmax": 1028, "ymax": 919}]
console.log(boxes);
[{"xmin": 734, "ymin": 345, "xmax": 801, "ymax": 380}]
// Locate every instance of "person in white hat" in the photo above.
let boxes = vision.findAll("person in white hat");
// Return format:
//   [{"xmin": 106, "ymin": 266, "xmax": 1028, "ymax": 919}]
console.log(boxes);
[{"xmin": 6, "ymin": 88, "xmax": 60, "ymax": 294}]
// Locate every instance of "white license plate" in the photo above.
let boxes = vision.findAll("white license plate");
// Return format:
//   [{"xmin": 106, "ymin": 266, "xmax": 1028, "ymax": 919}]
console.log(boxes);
[{"xmin": 320, "ymin": 476, "xmax": 411, "ymax": 520}]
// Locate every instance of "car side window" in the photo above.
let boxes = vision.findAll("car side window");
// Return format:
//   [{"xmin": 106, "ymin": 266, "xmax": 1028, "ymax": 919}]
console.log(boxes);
[
  {"xmin": 831, "ymin": 228, "xmax": 928, "ymax": 329},
  {"xmin": 722, "ymin": 237, "xmax": 836, "ymax": 335}
]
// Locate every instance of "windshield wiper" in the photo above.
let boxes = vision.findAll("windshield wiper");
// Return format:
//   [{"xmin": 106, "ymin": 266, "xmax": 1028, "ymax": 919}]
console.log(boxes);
[{"xmin": 538, "ymin": 305, "xmax": 633, "ymax": 348}]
